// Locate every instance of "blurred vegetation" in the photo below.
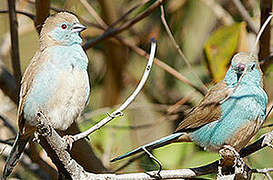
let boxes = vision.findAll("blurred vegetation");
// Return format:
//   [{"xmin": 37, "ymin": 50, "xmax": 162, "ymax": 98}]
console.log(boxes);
[{"xmin": 0, "ymin": 0, "xmax": 273, "ymax": 179}]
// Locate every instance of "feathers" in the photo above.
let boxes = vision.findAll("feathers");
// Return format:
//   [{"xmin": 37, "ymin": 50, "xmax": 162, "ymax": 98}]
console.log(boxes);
[
  {"xmin": 3, "ymin": 133, "xmax": 30, "ymax": 179},
  {"xmin": 175, "ymin": 81, "xmax": 230, "ymax": 132},
  {"xmin": 111, "ymin": 132, "xmax": 184, "ymax": 162},
  {"xmin": 3, "ymin": 12, "xmax": 90, "ymax": 178}
]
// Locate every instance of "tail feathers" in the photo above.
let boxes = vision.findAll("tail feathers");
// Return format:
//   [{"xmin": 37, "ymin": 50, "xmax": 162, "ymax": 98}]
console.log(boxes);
[
  {"xmin": 111, "ymin": 132, "xmax": 183, "ymax": 162},
  {"xmin": 3, "ymin": 133, "xmax": 29, "ymax": 179}
]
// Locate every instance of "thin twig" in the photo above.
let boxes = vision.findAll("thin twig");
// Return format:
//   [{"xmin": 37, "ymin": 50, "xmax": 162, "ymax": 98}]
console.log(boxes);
[
  {"xmin": 72, "ymin": 39, "xmax": 156, "ymax": 142},
  {"xmin": 231, "ymin": 0, "xmax": 259, "ymax": 33},
  {"xmin": 160, "ymin": 5, "xmax": 208, "ymax": 93},
  {"xmin": 107, "ymin": 0, "xmax": 150, "ymax": 29},
  {"xmin": 253, "ymin": 168, "xmax": 273, "ymax": 180},
  {"xmin": 0, "ymin": 10, "xmax": 35, "ymax": 20},
  {"xmin": 0, "ymin": 114, "xmax": 17, "ymax": 135},
  {"xmin": 79, "ymin": 0, "xmax": 107, "ymax": 27},
  {"xmin": 113, "ymin": 153, "xmax": 145, "ymax": 172},
  {"xmin": 200, "ymin": 0, "xmax": 234, "ymax": 25},
  {"xmin": 83, "ymin": 0, "xmax": 167, "ymax": 49}
]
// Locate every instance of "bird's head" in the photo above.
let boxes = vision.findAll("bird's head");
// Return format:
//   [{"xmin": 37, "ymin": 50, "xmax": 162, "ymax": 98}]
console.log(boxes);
[
  {"xmin": 225, "ymin": 52, "xmax": 263, "ymax": 87},
  {"xmin": 40, "ymin": 12, "xmax": 86, "ymax": 48}
]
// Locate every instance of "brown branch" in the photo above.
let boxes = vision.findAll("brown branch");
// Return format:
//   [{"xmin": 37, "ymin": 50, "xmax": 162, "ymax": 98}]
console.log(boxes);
[
  {"xmin": 0, "ymin": 114, "xmax": 17, "ymax": 135},
  {"xmin": 260, "ymin": 0, "xmax": 272, "ymax": 71},
  {"xmin": 83, "ymin": 0, "xmax": 167, "ymax": 49},
  {"xmin": 34, "ymin": 0, "xmax": 50, "ymax": 33},
  {"xmin": 0, "ymin": 65, "xmax": 18, "ymax": 102},
  {"xmin": 107, "ymin": 0, "xmax": 150, "ymax": 29},
  {"xmin": 0, "ymin": 10, "xmax": 35, "ymax": 20},
  {"xmin": 7, "ymin": 0, "xmax": 22, "ymax": 101}
]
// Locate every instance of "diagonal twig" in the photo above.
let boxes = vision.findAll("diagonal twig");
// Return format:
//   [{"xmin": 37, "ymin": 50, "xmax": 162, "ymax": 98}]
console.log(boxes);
[
  {"xmin": 231, "ymin": 0, "xmax": 259, "ymax": 33},
  {"xmin": 160, "ymin": 5, "xmax": 208, "ymax": 93},
  {"xmin": 82, "ymin": 0, "xmax": 167, "ymax": 49},
  {"xmin": 0, "ymin": 114, "xmax": 17, "ymax": 135}
]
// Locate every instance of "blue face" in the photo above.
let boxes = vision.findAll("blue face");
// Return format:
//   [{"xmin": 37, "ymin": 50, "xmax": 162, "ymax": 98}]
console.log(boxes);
[
  {"xmin": 49, "ymin": 22, "xmax": 82, "ymax": 46},
  {"xmin": 224, "ymin": 61, "xmax": 261, "ymax": 87}
]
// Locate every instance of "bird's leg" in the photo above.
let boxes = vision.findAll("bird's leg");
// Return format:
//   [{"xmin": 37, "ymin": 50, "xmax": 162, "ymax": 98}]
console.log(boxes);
[
  {"xmin": 262, "ymin": 130, "xmax": 273, "ymax": 149},
  {"xmin": 142, "ymin": 146, "xmax": 162, "ymax": 179},
  {"xmin": 33, "ymin": 111, "xmax": 52, "ymax": 143}
]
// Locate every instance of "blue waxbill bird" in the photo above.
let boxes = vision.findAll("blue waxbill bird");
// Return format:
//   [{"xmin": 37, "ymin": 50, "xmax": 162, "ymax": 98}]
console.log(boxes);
[
  {"xmin": 111, "ymin": 52, "xmax": 268, "ymax": 162},
  {"xmin": 3, "ymin": 12, "xmax": 90, "ymax": 179}
]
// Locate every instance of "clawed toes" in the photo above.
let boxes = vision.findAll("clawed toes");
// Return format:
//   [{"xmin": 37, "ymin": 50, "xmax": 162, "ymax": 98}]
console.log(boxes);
[
  {"xmin": 63, "ymin": 135, "xmax": 75, "ymax": 150},
  {"xmin": 145, "ymin": 172, "xmax": 162, "ymax": 179},
  {"xmin": 262, "ymin": 131, "xmax": 273, "ymax": 148}
]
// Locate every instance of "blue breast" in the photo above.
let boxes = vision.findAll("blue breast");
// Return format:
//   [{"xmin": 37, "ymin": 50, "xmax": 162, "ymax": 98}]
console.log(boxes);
[
  {"xmin": 189, "ymin": 83, "xmax": 267, "ymax": 151},
  {"xmin": 23, "ymin": 44, "xmax": 88, "ymax": 123}
]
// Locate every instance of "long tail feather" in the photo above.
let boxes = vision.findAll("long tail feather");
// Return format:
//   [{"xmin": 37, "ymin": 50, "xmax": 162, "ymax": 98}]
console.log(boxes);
[
  {"xmin": 3, "ymin": 133, "xmax": 30, "ymax": 179},
  {"xmin": 111, "ymin": 132, "xmax": 183, "ymax": 162}
]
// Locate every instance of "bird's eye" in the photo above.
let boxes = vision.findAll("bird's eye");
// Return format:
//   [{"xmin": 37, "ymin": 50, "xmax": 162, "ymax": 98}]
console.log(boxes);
[
  {"xmin": 61, "ymin": 24, "xmax": 67, "ymax": 29},
  {"xmin": 251, "ymin": 64, "xmax": 255, "ymax": 70}
]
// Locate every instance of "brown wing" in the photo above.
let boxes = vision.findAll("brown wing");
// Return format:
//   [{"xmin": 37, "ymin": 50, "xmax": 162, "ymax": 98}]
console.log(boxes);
[
  {"xmin": 18, "ymin": 50, "xmax": 43, "ymax": 132},
  {"xmin": 175, "ymin": 81, "xmax": 232, "ymax": 132}
]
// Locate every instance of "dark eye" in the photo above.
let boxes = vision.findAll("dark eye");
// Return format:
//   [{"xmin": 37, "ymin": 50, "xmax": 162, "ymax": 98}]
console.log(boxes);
[
  {"xmin": 61, "ymin": 24, "xmax": 67, "ymax": 29},
  {"xmin": 251, "ymin": 64, "xmax": 255, "ymax": 70}
]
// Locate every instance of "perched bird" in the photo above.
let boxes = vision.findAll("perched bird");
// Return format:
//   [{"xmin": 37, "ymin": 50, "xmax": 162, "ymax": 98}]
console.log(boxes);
[
  {"xmin": 3, "ymin": 12, "xmax": 90, "ymax": 178},
  {"xmin": 111, "ymin": 52, "xmax": 268, "ymax": 162}
]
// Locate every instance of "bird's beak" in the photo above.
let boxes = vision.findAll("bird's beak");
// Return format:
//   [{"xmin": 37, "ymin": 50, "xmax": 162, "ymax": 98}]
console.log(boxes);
[{"xmin": 71, "ymin": 23, "xmax": 86, "ymax": 33}]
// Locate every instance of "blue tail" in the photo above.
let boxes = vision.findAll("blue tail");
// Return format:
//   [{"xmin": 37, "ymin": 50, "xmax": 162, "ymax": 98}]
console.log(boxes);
[
  {"xmin": 3, "ymin": 133, "xmax": 30, "ymax": 179},
  {"xmin": 110, "ymin": 132, "xmax": 183, "ymax": 162}
]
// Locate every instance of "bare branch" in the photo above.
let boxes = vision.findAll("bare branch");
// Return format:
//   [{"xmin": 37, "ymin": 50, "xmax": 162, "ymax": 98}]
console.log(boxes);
[
  {"xmin": 0, "ymin": 10, "xmax": 35, "ymax": 20},
  {"xmin": 0, "ymin": 64, "xmax": 18, "ymax": 102},
  {"xmin": 0, "ymin": 114, "xmax": 17, "ymax": 135},
  {"xmin": 72, "ymin": 39, "xmax": 156, "ymax": 142},
  {"xmin": 160, "ymin": 5, "xmax": 208, "ymax": 93},
  {"xmin": 34, "ymin": 0, "xmax": 50, "ymax": 33},
  {"xmin": 83, "ymin": 0, "xmax": 167, "ymax": 49},
  {"xmin": 260, "ymin": 0, "xmax": 272, "ymax": 71},
  {"xmin": 200, "ymin": 0, "xmax": 234, "ymax": 25},
  {"xmin": 231, "ymin": 0, "xmax": 259, "ymax": 33},
  {"xmin": 107, "ymin": 0, "xmax": 150, "ymax": 29},
  {"xmin": 7, "ymin": 0, "xmax": 22, "ymax": 99}
]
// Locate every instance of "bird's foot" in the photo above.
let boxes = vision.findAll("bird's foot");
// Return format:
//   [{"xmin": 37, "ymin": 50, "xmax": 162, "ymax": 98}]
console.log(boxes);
[
  {"xmin": 218, "ymin": 145, "xmax": 247, "ymax": 178},
  {"xmin": 145, "ymin": 172, "xmax": 162, "ymax": 179},
  {"xmin": 142, "ymin": 146, "xmax": 162, "ymax": 178},
  {"xmin": 33, "ymin": 112, "xmax": 52, "ymax": 143},
  {"xmin": 62, "ymin": 135, "xmax": 75, "ymax": 150},
  {"xmin": 262, "ymin": 130, "xmax": 273, "ymax": 149}
]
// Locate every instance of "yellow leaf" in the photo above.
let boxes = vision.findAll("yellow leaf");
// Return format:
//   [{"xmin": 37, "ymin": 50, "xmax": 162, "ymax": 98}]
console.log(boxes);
[{"xmin": 204, "ymin": 22, "xmax": 248, "ymax": 82}]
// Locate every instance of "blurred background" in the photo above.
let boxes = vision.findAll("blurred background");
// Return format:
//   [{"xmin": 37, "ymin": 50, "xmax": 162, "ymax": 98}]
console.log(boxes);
[{"xmin": 0, "ymin": 0, "xmax": 273, "ymax": 179}]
